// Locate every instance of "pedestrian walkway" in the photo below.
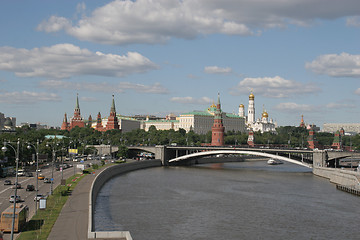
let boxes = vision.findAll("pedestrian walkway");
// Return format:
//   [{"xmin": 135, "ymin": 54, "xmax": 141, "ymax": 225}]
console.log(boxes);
[{"xmin": 48, "ymin": 169, "xmax": 101, "ymax": 240}]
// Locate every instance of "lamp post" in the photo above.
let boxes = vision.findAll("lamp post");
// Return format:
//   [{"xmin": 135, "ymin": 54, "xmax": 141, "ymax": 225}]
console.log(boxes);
[
  {"xmin": 46, "ymin": 142, "xmax": 56, "ymax": 195},
  {"xmin": 2, "ymin": 138, "xmax": 20, "ymax": 240},
  {"xmin": 27, "ymin": 140, "xmax": 39, "ymax": 215}
]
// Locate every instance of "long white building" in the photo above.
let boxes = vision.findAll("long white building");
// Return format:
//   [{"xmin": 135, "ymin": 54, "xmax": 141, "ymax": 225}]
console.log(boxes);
[{"xmin": 141, "ymin": 103, "xmax": 246, "ymax": 134}]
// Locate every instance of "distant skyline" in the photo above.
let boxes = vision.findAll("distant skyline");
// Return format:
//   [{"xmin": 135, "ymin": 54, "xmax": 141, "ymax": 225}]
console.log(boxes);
[{"xmin": 1, "ymin": 1, "xmax": 360, "ymax": 128}]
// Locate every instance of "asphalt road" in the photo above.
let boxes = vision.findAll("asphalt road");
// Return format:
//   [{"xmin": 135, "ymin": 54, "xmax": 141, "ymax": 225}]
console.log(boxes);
[{"xmin": 0, "ymin": 160, "xmax": 99, "ymax": 239}]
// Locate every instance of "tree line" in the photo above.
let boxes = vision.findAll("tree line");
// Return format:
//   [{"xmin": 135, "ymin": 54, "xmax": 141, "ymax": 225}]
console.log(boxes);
[{"xmin": 1, "ymin": 125, "xmax": 359, "ymax": 167}]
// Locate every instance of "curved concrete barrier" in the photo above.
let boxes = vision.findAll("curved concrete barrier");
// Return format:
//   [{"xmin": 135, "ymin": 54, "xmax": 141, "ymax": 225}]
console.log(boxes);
[{"xmin": 88, "ymin": 159, "xmax": 162, "ymax": 239}]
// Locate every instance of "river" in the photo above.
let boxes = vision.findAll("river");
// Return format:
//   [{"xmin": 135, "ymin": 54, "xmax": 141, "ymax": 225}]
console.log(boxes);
[{"xmin": 94, "ymin": 160, "xmax": 360, "ymax": 240}]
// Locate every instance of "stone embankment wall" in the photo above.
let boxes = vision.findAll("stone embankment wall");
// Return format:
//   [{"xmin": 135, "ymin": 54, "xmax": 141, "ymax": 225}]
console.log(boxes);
[
  {"xmin": 313, "ymin": 167, "xmax": 360, "ymax": 188},
  {"xmin": 88, "ymin": 159, "xmax": 162, "ymax": 239}
]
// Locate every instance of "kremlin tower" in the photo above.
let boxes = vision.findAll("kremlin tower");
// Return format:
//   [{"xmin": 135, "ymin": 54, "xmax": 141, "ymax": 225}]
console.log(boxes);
[
  {"xmin": 61, "ymin": 94, "xmax": 85, "ymax": 130},
  {"xmin": 105, "ymin": 95, "xmax": 120, "ymax": 130},
  {"xmin": 61, "ymin": 113, "xmax": 69, "ymax": 130},
  {"xmin": 211, "ymin": 93, "xmax": 225, "ymax": 146},
  {"xmin": 95, "ymin": 112, "xmax": 104, "ymax": 131},
  {"xmin": 69, "ymin": 94, "xmax": 85, "ymax": 129}
]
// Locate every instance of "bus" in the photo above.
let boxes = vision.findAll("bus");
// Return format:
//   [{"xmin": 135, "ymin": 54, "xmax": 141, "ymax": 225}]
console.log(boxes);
[{"xmin": 0, "ymin": 204, "xmax": 28, "ymax": 233}]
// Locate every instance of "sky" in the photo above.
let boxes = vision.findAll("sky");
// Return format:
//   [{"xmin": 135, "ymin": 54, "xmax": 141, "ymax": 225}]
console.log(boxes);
[{"xmin": 1, "ymin": 0, "xmax": 360, "ymax": 129}]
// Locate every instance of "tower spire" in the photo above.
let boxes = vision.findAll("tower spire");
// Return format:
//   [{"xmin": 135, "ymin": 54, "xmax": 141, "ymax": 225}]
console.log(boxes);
[
  {"xmin": 110, "ymin": 94, "xmax": 116, "ymax": 113},
  {"xmin": 76, "ymin": 93, "xmax": 80, "ymax": 110}
]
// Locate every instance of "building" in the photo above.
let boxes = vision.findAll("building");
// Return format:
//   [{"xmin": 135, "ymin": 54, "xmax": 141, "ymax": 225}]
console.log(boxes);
[
  {"xmin": 141, "ymin": 116, "xmax": 179, "ymax": 131},
  {"xmin": 211, "ymin": 93, "xmax": 225, "ymax": 146},
  {"xmin": 92, "ymin": 115, "xmax": 140, "ymax": 133},
  {"xmin": 239, "ymin": 92, "xmax": 276, "ymax": 133},
  {"xmin": 179, "ymin": 104, "xmax": 245, "ymax": 134},
  {"xmin": 0, "ymin": 112, "xmax": 16, "ymax": 132}
]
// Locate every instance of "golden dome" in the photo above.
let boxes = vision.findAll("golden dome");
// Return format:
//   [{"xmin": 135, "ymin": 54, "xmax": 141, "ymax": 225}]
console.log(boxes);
[
  {"xmin": 249, "ymin": 92, "xmax": 254, "ymax": 100},
  {"xmin": 239, "ymin": 104, "xmax": 244, "ymax": 108},
  {"xmin": 210, "ymin": 103, "xmax": 216, "ymax": 108},
  {"xmin": 262, "ymin": 111, "xmax": 268, "ymax": 118}
]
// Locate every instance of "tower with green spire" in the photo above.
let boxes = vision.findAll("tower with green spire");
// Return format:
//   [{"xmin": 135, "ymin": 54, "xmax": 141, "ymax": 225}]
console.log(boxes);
[
  {"xmin": 211, "ymin": 93, "xmax": 225, "ymax": 146},
  {"xmin": 69, "ymin": 93, "xmax": 85, "ymax": 129},
  {"xmin": 106, "ymin": 95, "xmax": 119, "ymax": 130}
]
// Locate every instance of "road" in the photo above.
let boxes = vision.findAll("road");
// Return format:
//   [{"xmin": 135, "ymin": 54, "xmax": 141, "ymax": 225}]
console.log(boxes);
[{"xmin": 0, "ymin": 160, "xmax": 98, "ymax": 240}]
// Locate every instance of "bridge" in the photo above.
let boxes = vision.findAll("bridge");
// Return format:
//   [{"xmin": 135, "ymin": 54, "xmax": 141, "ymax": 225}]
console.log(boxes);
[{"xmin": 126, "ymin": 145, "xmax": 360, "ymax": 169}]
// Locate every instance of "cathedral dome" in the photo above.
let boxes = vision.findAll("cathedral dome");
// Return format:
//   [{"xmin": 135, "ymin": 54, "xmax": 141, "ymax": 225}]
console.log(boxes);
[
  {"xmin": 262, "ymin": 111, "xmax": 268, "ymax": 118},
  {"xmin": 239, "ymin": 104, "xmax": 244, "ymax": 108},
  {"xmin": 249, "ymin": 92, "xmax": 254, "ymax": 100}
]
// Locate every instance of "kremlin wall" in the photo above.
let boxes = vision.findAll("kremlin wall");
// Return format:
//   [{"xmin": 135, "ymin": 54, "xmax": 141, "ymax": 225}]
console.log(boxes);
[
  {"xmin": 58, "ymin": 92, "xmax": 356, "ymax": 149},
  {"xmin": 60, "ymin": 92, "xmax": 278, "ymax": 135}
]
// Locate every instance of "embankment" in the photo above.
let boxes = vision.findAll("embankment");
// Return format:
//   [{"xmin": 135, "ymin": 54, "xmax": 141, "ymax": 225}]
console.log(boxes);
[
  {"xmin": 313, "ymin": 167, "xmax": 360, "ymax": 194},
  {"xmin": 88, "ymin": 159, "xmax": 162, "ymax": 239}
]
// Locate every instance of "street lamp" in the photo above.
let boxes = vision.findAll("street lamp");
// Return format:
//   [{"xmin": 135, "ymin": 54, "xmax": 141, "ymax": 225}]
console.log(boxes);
[
  {"xmin": 2, "ymin": 138, "xmax": 20, "ymax": 240},
  {"xmin": 46, "ymin": 142, "xmax": 56, "ymax": 195},
  {"xmin": 27, "ymin": 140, "xmax": 39, "ymax": 215}
]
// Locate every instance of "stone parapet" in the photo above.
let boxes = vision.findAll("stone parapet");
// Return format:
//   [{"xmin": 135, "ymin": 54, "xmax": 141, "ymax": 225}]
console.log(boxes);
[{"xmin": 88, "ymin": 160, "xmax": 162, "ymax": 239}]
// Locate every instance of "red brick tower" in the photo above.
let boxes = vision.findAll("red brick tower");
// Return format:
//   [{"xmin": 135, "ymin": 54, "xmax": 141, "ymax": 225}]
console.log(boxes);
[
  {"xmin": 95, "ymin": 112, "xmax": 104, "ymax": 132},
  {"xmin": 307, "ymin": 125, "xmax": 319, "ymax": 149},
  {"xmin": 211, "ymin": 93, "xmax": 225, "ymax": 146},
  {"xmin": 105, "ymin": 95, "xmax": 120, "ymax": 130},
  {"xmin": 247, "ymin": 129, "xmax": 255, "ymax": 147},
  {"xmin": 88, "ymin": 115, "xmax": 93, "ymax": 127},
  {"xmin": 331, "ymin": 130, "xmax": 342, "ymax": 150},
  {"xmin": 70, "ymin": 94, "xmax": 85, "ymax": 129},
  {"xmin": 61, "ymin": 113, "xmax": 70, "ymax": 130},
  {"xmin": 299, "ymin": 115, "xmax": 306, "ymax": 128}
]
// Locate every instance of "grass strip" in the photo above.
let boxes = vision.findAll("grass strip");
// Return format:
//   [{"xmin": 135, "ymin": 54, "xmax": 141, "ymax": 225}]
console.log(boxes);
[{"xmin": 17, "ymin": 164, "xmax": 107, "ymax": 240}]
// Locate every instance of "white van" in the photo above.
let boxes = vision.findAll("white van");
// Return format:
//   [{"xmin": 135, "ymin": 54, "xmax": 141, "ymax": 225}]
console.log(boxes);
[{"xmin": 17, "ymin": 169, "xmax": 25, "ymax": 177}]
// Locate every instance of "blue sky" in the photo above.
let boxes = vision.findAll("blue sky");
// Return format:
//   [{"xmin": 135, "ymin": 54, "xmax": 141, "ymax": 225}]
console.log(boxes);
[{"xmin": 1, "ymin": 0, "xmax": 360, "ymax": 128}]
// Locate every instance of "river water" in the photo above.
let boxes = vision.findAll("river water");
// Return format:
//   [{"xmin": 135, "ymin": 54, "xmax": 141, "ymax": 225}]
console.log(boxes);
[{"xmin": 94, "ymin": 160, "xmax": 360, "ymax": 240}]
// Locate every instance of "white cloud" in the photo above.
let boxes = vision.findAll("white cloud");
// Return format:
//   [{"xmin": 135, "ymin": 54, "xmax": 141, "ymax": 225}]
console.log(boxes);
[
  {"xmin": 0, "ymin": 91, "xmax": 60, "ymax": 104},
  {"xmin": 37, "ymin": 0, "xmax": 360, "ymax": 45},
  {"xmin": 0, "ymin": 44, "xmax": 158, "ymax": 79},
  {"xmin": 170, "ymin": 96, "xmax": 212, "ymax": 104},
  {"xmin": 325, "ymin": 102, "xmax": 355, "ymax": 109},
  {"xmin": 346, "ymin": 16, "xmax": 360, "ymax": 27},
  {"xmin": 230, "ymin": 76, "xmax": 319, "ymax": 98},
  {"xmin": 204, "ymin": 66, "xmax": 232, "ymax": 75},
  {"xmin": 39, "ymin": 80, "xmax": 169, "ymax": 94},
  {"xmin": 305, "ymin": 52, "xmax": 360, "ymax": 77},
  {"xmin": 274, "ymin": 102, "xmax": 316, "ymax": 113}
]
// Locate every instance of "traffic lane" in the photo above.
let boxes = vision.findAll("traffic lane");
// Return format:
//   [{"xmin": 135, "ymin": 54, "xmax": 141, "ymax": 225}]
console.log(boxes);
[
  {"xmin": 1, "ymin": 166, "xmax": 78, "ymax": 240},
  {"xmin": 0, "ymin": 165, "xmax": 77, "ymax": 215}
]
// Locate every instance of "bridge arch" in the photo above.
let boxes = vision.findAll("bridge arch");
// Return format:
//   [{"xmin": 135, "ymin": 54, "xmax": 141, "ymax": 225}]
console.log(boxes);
[{"xmin": 169, "ymin": 150, "xmax": 312, "ymax": 168}]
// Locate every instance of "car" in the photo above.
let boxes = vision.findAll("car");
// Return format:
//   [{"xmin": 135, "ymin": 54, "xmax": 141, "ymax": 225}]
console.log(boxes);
[
  {"xmin": 9, "ymin": 195, "xmax": 21, "ymax": 203},
  {"xmin": 12, "ymin": 183, "xmax": 21, "ymax": 189},
  {"xmin": 36, "ymin": 169, "xmax": 41, "ymax": 172},
  {"xmin": 44, "ymin": 178, "xmax": 51, "ymax": 183},
  {"xmin": 26, "ymin": 184, "xmax": 35, "ymax": 191},
  {"xmin": 4, "ymin": 180, "xmax": 12, "ymax": 185},
  {"xmin": 38, "ymin": 174, "xmax": 45, "ymax": 180},
  {"xmin": 34, "ymin": 194, "xmax": 45, "ymax": 201},
  {"xmin": 25, "ymin": 172, "xmax": 34, "ymax": 177}
]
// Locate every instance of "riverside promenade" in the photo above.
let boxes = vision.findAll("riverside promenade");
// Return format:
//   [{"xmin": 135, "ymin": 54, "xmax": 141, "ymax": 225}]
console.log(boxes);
[{"xmin": 48, "ymin": 165, "xmax": 110, "ymax": 240}]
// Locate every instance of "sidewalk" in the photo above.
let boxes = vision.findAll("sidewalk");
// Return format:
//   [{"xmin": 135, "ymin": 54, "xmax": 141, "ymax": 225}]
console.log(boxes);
[{"xmin": 47, "ymin": 169, "xmax": 101, "ymax": 240}]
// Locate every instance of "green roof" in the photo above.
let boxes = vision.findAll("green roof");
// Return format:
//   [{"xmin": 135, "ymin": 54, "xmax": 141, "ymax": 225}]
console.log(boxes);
[{"xmin": 181, "ymin": 111, "xmax": 213, "ymax": 116}]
